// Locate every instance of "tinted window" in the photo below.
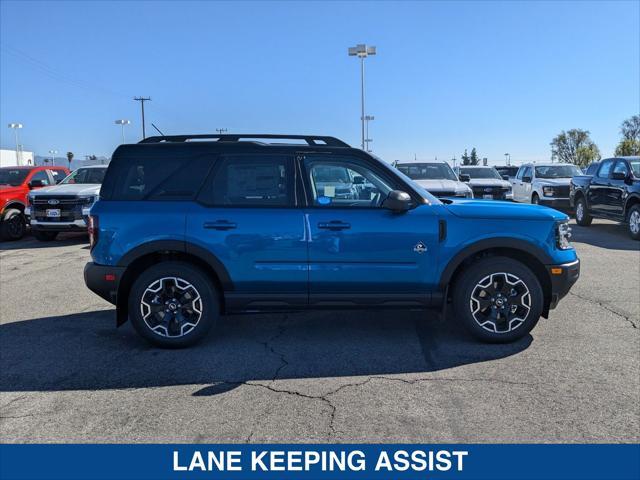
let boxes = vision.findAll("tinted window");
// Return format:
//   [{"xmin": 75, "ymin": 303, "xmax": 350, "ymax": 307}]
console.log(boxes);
[
  {"xmin": 597, "ymin": 160, "xmax": 614, "ymax": 178},
  {"xmin": 495, "ymin": 166, "xmax": 519, "ymax": 178},
  {"xmin": 104, "ymin": 155, "xmax": 212, "ymax": 201},
  {"xmin": 585, "ymin": 162, "xmax": 600, "ymax": 175},
  {"xmin": 203, "ymin": 154, "xmax": 293, "ymax": 207},
  {"xmin": 630, "ymin": 160, "xmax": 640, "ymax": 177},
  {"xmin": 31, "ymin": 170, "xmax": 51, "ymax": 185},
  {"xmin": 458, "ymin": 167, "xmax": 502, "ymax": 179},
  {"xmin": 515, "ymin": 166, "xmax": 525, "ymax": 180},
  {"xmin": 534, "ymin": 165, "xmax": 582, "ymax": 178},
  {"xmin": 0, "ymin": 168, "xmax": 30, "ymax": 186},
  {"xmin": 48, "ymin": 169, "xmax": 66, "ymax": 183},
  {"xmin": 62, "ymin": 168, "xmax": 107, "ymax": 184}
]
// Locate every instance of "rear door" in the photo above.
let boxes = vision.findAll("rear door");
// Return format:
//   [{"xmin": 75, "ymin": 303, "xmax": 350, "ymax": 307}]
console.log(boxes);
[
  {"xmin": 187, "ymin": 153, "xmax": 308, "ymax": 310},
  {"xmin": 300, "ymin": 153, "xmax": 440, "ymax": 307},
  {"xmin": 604, "ymin": 160, "xmax": 629, "ymax": 217}
]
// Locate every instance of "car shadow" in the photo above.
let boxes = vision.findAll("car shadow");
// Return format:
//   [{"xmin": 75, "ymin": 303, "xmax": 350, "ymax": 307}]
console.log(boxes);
[
  {"xmin": 0, "ymin": 309, "xmax": 531, "ymax": 396},
  {"xmin": 570, "ymin": 221, "xmax": 639, "ymax": 251},
  {"xmin": 0, "ymin": 232, "xmax": 88, "ymax": 250}
]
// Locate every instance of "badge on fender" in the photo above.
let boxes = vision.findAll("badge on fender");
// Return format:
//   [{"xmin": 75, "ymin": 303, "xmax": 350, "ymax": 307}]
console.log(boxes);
[{"xmin": 413, "ymin": 241, "xmax": 427, "ymax": 254}]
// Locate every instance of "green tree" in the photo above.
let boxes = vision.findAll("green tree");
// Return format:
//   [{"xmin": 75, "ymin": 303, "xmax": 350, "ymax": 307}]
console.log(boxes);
[
  {"xmin": 66, "ymin": 151, "xmax": 74, "ymax": 169},
  {"xmin": 550, "ymin": 129, "xmax": 601, "ymax": 168},
  {"xmin": 614, "ymin": 115, "xmax": 640, "ymax": 156},
  {"xmin": 469, "ymin": 147, "xmax": 480, "ymax": 166},
  {"xmin": 461, "ymin": 149, "xmax": 470, "ymax": 165}
]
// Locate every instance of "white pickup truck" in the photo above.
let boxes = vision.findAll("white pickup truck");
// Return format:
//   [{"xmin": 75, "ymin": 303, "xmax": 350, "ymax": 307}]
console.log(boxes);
[
  {"xmin": 25, "ymin": 165, "xmax": 107, "ymax": 241},
  {"xmin": 510, "ymin": 163, "xmax": 582, "ymax": 210}
]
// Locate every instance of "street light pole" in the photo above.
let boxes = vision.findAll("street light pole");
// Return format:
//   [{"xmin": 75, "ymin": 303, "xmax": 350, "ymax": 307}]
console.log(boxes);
[
  {"xmin": 48, "ymin": 150, "xmax": 58, "ymax": 166},
  {"xmin": 364, "ymin": 115, "xmax": 374, "ymax": 152},
  {"xmin": 8, "ymin": 123, "xmax": 23, "ymax": 165},
  {"xmin": 504, "ymin": 153, "xmax": 511, "ymax": 166},
  {"xmin": 349, "ymin": 44, "xmax": 376, "ymax": 150},
  {"xmin": 115, "ymin": 119, "xmax": 131, "ymax": 144}
]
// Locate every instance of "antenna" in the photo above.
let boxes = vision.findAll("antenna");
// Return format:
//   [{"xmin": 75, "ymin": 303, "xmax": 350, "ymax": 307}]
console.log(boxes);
[{"xmin": 151, "ymin": 123, "xmax": 165, "ymax": 136}]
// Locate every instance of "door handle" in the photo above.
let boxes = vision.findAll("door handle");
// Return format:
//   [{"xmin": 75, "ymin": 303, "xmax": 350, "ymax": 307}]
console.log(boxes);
[
  {"xmin": 204, "ymin": 220, "xmax": 237, "ymax": 231},
  {"xmin": 318, "ymin": 221, "xmax": 351, "ymax": 231}
]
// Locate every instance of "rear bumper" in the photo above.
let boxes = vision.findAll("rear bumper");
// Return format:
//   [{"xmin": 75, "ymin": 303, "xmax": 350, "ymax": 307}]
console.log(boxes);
[
  {"xmin": 84, "ymin": 262, "xmax": 125, "ymax": 305},
  {"xmin": 548, "ymin": 259, "xmax": 580, "ymax": 309}
]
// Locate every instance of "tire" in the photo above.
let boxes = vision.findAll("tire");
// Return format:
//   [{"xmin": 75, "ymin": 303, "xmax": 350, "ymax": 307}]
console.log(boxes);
[
  {"xmin": 627, "ymin": 204, "xmax": 640, "ymax": 241},
  {"xmin": 33, "ymin": 230, "xmax": 59, "ymax": 241},
  {"xmin": 452, "ymin": 256, "xmax": 544, "ymax": 343},
  {"xmin": 531, "ymin": 193, "xmax": 540, "ymax": 205},
  {"xmin": 128, "ymin": 261, "xmax": 219, "ymax": 348},
  {"xmin": 0, "ymin": 208, "xmax": 26, "ymax": 241},
  {"xmin": 574, "ymin": 196, "xmax": 592, "ymax": 226}
]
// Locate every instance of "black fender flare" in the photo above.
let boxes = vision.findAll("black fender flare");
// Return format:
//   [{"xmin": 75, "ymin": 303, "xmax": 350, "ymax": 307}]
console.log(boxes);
[
  {"xmin": 624, "ymin": 193, "xmax": 640, "ymax": 214},
  {"xmin": 439, "ymin": 236, "xmax": 553, "ymax": 288}
]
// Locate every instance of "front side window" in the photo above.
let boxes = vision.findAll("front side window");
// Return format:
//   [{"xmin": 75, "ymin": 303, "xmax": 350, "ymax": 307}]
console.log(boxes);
[
  {"xmin": 534, "ymin": 165, "xmax": 582, "ymax": 178},
  {"xmin": 396, "ymin": 163, "xmax": 457, "ymax": 181},
  {"xmin": 204, "ymin": 154, "xmax": 293, "ymax": 207},
  {"xmin": 61, "ymin": 168, "xmax": 106, "ymax": 185},
  {"xmin": 597, "ymin": 160, "xmax": 614, "ymax": 178},
  {"xmin": 612, "ymin": 161, "xmax": 629, "ymax": 176},
  {"xmin": 630, "ymin": 160, "xmax": 640, "ymax": 177},
  {"xmin": 31, "ymin": 170, "xmax": 51, "ymax": 185},
  {"xmin": 304, "ymin": 157, "xmax": 394, "ymax": 208}
]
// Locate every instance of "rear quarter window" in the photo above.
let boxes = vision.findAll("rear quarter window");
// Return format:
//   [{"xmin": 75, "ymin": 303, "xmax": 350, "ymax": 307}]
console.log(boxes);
[{"xmin": 101, "ymin": 151, "xmax": 213, "ymax": 201}]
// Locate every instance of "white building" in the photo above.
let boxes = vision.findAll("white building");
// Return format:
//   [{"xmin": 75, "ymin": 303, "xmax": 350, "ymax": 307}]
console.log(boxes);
[{"xmin": 0, "ymin": 148, "xmax": 34, "ymax": 167}]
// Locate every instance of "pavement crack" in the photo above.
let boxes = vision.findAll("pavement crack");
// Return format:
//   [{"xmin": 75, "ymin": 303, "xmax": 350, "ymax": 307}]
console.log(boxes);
[{"xmin": 569, "ymin": 291, "xmax": 638, "ymax": 329}]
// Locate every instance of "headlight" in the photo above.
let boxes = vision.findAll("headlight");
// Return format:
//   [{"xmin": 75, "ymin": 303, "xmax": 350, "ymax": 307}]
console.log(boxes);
[
  {"xmin": 556, "ymin": 221, "xmax": 572, "ymax": 250},
  {"xmin": 79, "ymin": 195, "xmax": 97, "ymax": 205},
  {"xmin": 543, "ymin": 186, "xmax": 555, "ymax": 197}
]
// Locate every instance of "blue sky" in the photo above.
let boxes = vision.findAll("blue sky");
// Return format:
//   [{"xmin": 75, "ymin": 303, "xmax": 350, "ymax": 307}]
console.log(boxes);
[{"xmin": 0, "ymin": 0, "xmax": 638, "ymax": 164}]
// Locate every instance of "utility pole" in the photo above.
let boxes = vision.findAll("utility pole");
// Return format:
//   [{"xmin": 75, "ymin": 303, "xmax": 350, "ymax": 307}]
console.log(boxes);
[
  {"xmin": 133, "ymin": 97, "xmax": 151, "ymax": 139},
  {"xmin": 216, "ymin": 128, "xmax": 228, "ymax": 135}
]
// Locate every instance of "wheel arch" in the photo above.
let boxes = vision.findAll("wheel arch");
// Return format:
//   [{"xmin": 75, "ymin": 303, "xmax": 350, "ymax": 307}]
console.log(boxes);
[
  {"xmin": 624, "ymin": 193, "xmax": 640, "ymax": 215},
  {"xmin": 441, "ymin": 238, "xmax": 553, "ymax": 318},
  {"xmin": 2, "ymin": 201, "xmax": 26, "ymax": 215},
  {"xmin": 115, "ymin": 241, "xmax": 232, "ymax": 326}
]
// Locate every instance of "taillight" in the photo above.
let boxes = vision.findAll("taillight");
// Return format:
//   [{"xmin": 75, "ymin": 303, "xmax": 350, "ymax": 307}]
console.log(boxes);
[{"xmin": 88, "ymin": 215, "xmax": 99, "ymax": 250}]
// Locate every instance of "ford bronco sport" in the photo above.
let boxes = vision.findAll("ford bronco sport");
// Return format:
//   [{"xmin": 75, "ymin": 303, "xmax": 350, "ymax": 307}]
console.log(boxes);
[{"xmin": 84, "ymin": 134, "xmax": 579, "ymax": 348}]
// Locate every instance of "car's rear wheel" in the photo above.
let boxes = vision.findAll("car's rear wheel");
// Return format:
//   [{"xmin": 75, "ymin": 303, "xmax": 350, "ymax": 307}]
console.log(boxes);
[
  {"xmin": 33, "ymin": 229, "xmax": 59, "ymax": 241},
  {"xmin": 452, "ymin": 256, "xmax": 544, "ymax": 343},
  {"xmin": 0, "ymin": 209, "xmax": 26, "ymax": 241},
  {"xmin": 129, "ymin": 261, "xmax": 218, "ymax": 348},
  {"xmin": 627, "ymin": 205, "xmax": 640, "ymax": 241},
  {"xmin": 574, "ymin": 197, "xmax": 592, "ymax": 226}
]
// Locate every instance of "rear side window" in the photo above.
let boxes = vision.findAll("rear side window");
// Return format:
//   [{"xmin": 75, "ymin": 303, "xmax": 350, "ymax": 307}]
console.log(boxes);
[
  {"xmin": 200, "ymin": 154, "xmax": 293, "ymax": 207},
  {"xmin": 102, "ymin": 154, "xmax": 212, "ymax": 201}
]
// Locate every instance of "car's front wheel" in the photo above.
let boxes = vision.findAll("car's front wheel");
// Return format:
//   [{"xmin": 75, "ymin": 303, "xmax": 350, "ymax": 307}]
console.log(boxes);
[
  {"xmin": 0, "ymin": 208, "xmax": 26, "ymax": 241},
  {"xmin": 129, "ymin": 261, "xmax": 219, "ymax": 348},
  {"xmin": 627, "ymin": 205, "xmax": 640, "ymax": 241},
  {"xmin": 531, "ymin": 193, "xmax": 540, "ymax": 205},
  {"xmin": 452, "ymin": 256, "xmax": 544, "ymax": 343},
  {"xmin": 574, "ymin": 197, "xmax": 592, "ymax": 226}
]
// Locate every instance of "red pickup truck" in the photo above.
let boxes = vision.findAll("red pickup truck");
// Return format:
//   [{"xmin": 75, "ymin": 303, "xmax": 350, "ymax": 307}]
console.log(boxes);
[{"xmin": 0, "ymin": 166, "xmax": 70, "ymax": 240}]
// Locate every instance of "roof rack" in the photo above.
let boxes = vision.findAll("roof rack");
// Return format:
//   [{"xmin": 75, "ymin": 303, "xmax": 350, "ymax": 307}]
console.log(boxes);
[{"xmin": 138, "ymin": 134, "xmax": 350, "ymax": 148}]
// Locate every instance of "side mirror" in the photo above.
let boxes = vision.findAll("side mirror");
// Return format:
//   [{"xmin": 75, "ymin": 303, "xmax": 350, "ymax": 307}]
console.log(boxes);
[
  {"xmin": 382, "ymin": 190, "xmax": 412, "ymax": 212},
  {"xmin": 28, "ymin": 179, "xmax": 45, "ymax": 189},
  {"xmin": 522, "ymin": 176, "xmax": 532, "ymax": 183},
  {"xmin": 611, "ymin": 171, "xmax": 627, "ymax": 181},
  {"xmin": 502, "ymin": 175, "xmax": 510, "ymax": 181},
  {"xmin": 352, "ymin": 175, "xmax": 365, "ymax": 185},
  {"xmin": 458, "ymin": 173, "xmax": 470, "ymax": 182}
]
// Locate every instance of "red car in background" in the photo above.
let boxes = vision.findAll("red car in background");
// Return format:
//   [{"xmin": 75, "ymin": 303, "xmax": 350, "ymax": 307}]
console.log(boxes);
[{"xmin": 0, "ymin": 166, "xmax": 70, "ymax": 240}]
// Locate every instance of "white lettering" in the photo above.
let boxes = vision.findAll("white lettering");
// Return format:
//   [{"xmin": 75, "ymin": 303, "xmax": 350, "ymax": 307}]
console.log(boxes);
[
  {"xmin": 252, "ymin": 451, "xmax": 268, "ymax": 471},
  {"xmin": 189, "ymin": 451, "xmax": 206, "ymax": 471},
  {"xmin": 375, "ymin": 451, "xmax": 393, "ymax": 471},
  {"xmin": 452, "ymin": 451, "xmax": 468, "ymax": 471},
  {"xmin": 435, "ymin": 451, "xmax": 452, "ymax": 471},
  {"xmin": 173, "ymin": 451, "xmax": 187, "ymax": 471}
]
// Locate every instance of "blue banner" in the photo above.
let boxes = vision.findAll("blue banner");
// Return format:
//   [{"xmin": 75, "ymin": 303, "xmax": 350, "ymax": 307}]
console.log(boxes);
[{"xmin": 1, "ymin": 444, "xmax": 638, "ymax": 480}]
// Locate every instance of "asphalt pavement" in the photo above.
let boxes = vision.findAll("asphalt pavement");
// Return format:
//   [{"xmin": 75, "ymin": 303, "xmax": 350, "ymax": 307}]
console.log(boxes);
[{"xmin": 1, "ymin": 219, "xmax": 638, "ymax": 443}]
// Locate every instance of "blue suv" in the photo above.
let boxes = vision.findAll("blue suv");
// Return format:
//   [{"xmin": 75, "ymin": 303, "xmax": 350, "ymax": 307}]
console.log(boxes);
[{"xmin": 84, "ymin": 134, "xmax": 579, "ymax": 347}]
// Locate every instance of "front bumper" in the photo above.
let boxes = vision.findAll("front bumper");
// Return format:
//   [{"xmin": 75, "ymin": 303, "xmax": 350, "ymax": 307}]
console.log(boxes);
[
  {"xmin": 539, "ymin": 197, "xmax": 571, "ymax": 210},
  {"xmin": 547, "ymin": 259, "xmax": 580, "ymax": 309},
  {"xmin": 84, "ymin": 262, "xmax": 125, "ymax": 305}
]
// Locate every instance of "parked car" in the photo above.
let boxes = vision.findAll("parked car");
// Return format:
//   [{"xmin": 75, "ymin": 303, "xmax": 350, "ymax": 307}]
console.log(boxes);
[
  {"xmin": 395, "ymin": 161, "xmax": 473, "ymax": 198},
  {"xmin": 85, "ymin": 134, "xmax": 579, "ymax": 348},
  {"xmin": 570, "ymin": 156, "xmax": 640, "ymax": 240},
  {"xmin": 495, "ymin": 165, "xmax": 520, "ymax": 180},
  {"xmin": 26, "ymin": 165, "xmax": 108, "ymax": 241},
  {"xmin": 0, "ymin": 165, "xmax": 70, "ymax": 240},
  {"xmin": 453, "ymin": 166, "xmax": 513, "ymax": 200},
  {"xmin": 511, "ymin": 163, "xmax": 582, "ymax": 210}
]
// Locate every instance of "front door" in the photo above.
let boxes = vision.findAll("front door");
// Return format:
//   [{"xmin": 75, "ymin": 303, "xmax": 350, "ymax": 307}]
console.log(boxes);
[
  {"xmin": 188, "ymin": 153, "xmax": 308, "ymax": 310},
  {"xmin": 589, "ymin": 159, "xmax": 614, "ymax": 213},
  {"xmin": 300, "ymin": 154, "xmax": 440, "ymax": 307}
]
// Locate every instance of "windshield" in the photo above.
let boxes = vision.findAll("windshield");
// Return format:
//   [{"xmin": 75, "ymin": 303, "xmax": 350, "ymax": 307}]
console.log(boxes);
[
  {"xmin": 535, "ymin": 165, "xmax": 582, "ymax": 178},
  {"xmin": 459, "ymin": 167, "xmax": 502, "ymax": 180},
  {"xmin": 630, "ymin": 160, "xmax": 640, "ymax": 177},
  {"xmin": 397, "ymin": 163, "xmax": 457, "ymax": 181},
  {"xmin": 0, "ymin": 169, "xmax": 30, "ymax": 186},
  {"xmin": 60, "ymin": 168, "xmax": 107, "ymax": 185},
  {"xmin": 495, "ymin": 166, "xmax": 519, "ymax": 177}
]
